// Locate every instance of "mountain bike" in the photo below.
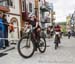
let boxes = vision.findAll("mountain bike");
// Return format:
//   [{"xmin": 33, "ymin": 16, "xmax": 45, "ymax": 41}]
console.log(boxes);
[
  {"xmin": 54, "ymin": 32, "xmax": 60, "ymax": 50},
  {"xmin": 17, "ymin": 27, "xmax": 46, "ymax": 58},
  {"xmin": 68, "ymin": 32, "xmax": 71, "ymax": 39}
]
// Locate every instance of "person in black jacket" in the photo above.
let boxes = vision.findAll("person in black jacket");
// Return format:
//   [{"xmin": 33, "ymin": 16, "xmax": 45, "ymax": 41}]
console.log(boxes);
[{"xmin": 3, "ymin": 14, "xmax": 9, "ymax": 47}]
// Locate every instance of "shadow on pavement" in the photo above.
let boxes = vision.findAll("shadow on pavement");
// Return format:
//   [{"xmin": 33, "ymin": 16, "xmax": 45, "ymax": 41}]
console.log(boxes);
[
  {"xmin": 3, "ymin": 47, "xmax": 15, "ymax": 52},
  {"xmin": 0, "ymin": 53, "xmax": 8, "ymax": 57}
]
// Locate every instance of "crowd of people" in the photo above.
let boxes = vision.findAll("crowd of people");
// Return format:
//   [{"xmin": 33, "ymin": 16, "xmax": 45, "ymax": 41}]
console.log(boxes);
[{"xmin": 0, "ymin": 12, "xmax": 14, "ymax": 49}]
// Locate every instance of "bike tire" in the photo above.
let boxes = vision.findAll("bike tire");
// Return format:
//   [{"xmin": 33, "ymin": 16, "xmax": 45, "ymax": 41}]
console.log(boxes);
[
  {"xmin": 55, "ymin": 43, "xmax": 58, "ymax": 50},
  {"xmin": 38, "ymin": 37, "xmax": 46, "ymax": 53},
  {"xmin": 54, "ymin": 35, "xmax": 59, "ymax": 50},
  {"xmin": 17, "ymin": 36, "xmax": 35, "ymax": 58},
  {"xmin": 68, "ymin": 34, "xmax": 70, "ymax": 39}
]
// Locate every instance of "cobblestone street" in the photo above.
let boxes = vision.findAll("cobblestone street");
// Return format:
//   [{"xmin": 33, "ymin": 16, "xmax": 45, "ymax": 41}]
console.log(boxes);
[{"xmin": 0, "ymin": 36, "xmax": 75, "ymax": 64}]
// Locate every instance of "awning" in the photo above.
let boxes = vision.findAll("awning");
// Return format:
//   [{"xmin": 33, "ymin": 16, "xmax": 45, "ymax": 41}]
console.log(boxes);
[{"xmin": 0, "ymin": 6, "xmax": 10, "ymax": 12}]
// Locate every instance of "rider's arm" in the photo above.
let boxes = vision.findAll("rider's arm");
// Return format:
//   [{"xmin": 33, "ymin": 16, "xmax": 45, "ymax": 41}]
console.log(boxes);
[
  {"xmin": 35, "ymin": 21, "xmax": 39, "ymax": 28},
  {"xmin": 24, "ymin": 24, "xmax": 29, "ymax": 32}
]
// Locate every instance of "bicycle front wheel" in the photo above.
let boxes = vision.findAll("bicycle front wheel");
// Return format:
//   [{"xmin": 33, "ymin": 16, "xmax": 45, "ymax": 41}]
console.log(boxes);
[
  {"xmin": 18, "ymin": 36, "xmax": 35, "ymax": 58},
  {"xmin": 55, "ymin": 43, "xmax": 58, "ymax": 50}
]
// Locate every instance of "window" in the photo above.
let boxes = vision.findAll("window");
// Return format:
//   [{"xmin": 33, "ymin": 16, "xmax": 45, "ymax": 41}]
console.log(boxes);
[
  {"xmin": 23, "ymin": 1, "xmax": 25, "ymax": 11},
  {"xmin": 0, "ymin": 2, "xmax": 3, "ymax": 6},
  {"xmin": 22, "ymin": 0, "xmax": 24, "ymax": 11},
  {"xmin": 0, "ymin": 1, "xmax": 8, "ymax": 7},
  {"xmin": 29, "ymin": 3, "xmax": 32, "ymax": 12},
  {"xmin": 22, "ymin": 0, "xmax": 27, "ymax": 12},
  {"xmin": 7, "ymin": 0, "xmax": 13, "ymax": 7}
]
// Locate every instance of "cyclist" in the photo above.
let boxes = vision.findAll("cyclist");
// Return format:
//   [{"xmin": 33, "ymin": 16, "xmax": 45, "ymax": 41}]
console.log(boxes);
[
  {"xmin": 54, "ymin": 24, "xmax": 61, "ymax": 43},
  {"xmin": 67, "ymin": 26, "xmax": 71, "ymax": 39},
  {"xmin": 26, "ymin": 15, "xmax": 41, "ymax": 51}
]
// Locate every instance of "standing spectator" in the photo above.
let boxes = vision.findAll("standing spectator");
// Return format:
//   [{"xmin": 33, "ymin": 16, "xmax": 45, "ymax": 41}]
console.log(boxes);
[
  {"xmin": 0, "ymin": 12, "xmax": 5, "ymax": 49},
  {"xmin": 3, "ymin": 14, "xmax": 9, "ymax": 47},
  {"xmin": 9, "ymin": 23, "xmax": 14, "ymax": 43}
]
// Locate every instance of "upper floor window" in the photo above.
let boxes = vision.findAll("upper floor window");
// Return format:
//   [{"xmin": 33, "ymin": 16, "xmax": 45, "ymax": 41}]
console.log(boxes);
[
  {"xmin": 0, "ymin": 0, "xmax": 8, "ymax": 6},
  {"xmin": 7, "ymin": 0, "xmax": 13, "ymax": 7},
  {"xmin": 29, "ymin": 3, "xmax": 32, "ymax": 12},
  {"xmin": 0, "ymin": 1, "xmax": 3, "ymax": 6},
  {"xmin": 22, "ymin": 0, "xmax": 25, "ymax": 11}
]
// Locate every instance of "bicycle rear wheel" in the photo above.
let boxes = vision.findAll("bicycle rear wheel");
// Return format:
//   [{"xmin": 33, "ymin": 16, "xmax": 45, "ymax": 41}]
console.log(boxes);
[
  {"xmin": 38, "ymin": 37, "xmax": 46, "ymax": 53},
  {"xmin": 54, "ymin": 35, "xmax": 59, "ymax": 50},
  {"xmin": 18, "ymin": 36, "xmax": 35, "ymax": 58}
]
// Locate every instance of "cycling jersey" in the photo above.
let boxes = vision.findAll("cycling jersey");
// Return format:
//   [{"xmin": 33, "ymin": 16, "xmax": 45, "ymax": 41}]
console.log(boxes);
[{"xmin": 54, "ymin": 25, "xmax": 61, "ymax": 32}]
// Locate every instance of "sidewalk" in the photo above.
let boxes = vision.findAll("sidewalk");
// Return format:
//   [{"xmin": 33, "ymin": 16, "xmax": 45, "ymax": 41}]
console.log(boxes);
[
  {"xmin": 0, "ymin": 37, "xmax": 54, "ymax": 54},
  {"xmin": 0, "ymin": 45, "xmax": 15, "ymax": 53},
  {"xmin": 0, "ymin": 40, "xmax": 18, "ymax": 53}
]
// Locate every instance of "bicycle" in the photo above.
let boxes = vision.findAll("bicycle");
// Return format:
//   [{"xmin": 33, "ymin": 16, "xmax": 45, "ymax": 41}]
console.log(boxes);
[
  {"xmin": 68, "ymin": 32, "xmax": 71, "ymax": 39},
  {"xmin": 54, "ymin": 32, "xmax": 60, "ymax": 50},
  {"xmin": 17, "ymin": 27, "xmax": 46, "ymax": 58}
]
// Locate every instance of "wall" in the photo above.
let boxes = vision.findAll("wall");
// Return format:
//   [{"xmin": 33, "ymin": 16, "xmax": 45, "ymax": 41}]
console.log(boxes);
[
  {"xmin": 6, "ymin": 14, "xmax": 21, "ymax": 40},
  {"xmin": 8, "ymin": 0, "xmax": 20, "ymax": 15},
  {"xmin": 6, "ymin": 0, "xmax": 21, "ymax": 40}
]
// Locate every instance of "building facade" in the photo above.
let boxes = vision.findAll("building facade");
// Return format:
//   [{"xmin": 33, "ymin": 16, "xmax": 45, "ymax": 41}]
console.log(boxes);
[
  {"xmin": 66, "ymin": 15, "xmax": 71, "ymax": 32},
  {"xmin": 6, "ymin": 0, "xmax": 21, "ymax": 40},
  {"xmin": 0, "ymin": 0, "xmax": 52, "ymax": 40},
  {"xmin": 0, "ymin": 0, "xmax": 9, "ymax": 12},
  {"xmin": 0, "ymin": 0, "xmax": 36, "ymax": 40},
  {"xmin": 40, "ymin": 0, "xmax": 51, "ymax": 29},
  {"xmin": 70, "ymin": 11, "xmax": 75, "ymax": 32}
]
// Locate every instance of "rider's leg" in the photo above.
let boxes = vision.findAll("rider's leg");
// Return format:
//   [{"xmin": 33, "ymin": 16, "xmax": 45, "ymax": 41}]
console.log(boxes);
[
  {"xmin": 31, "ymin": 32, "xmax": 37, "ymax": 51},
  {"xmin": 58, "ymin": 34, "xmax": 61, "ymax": 43},
  {"xmin": 31, "ymin": 29, "xmax": 38, "ymax": 51}
]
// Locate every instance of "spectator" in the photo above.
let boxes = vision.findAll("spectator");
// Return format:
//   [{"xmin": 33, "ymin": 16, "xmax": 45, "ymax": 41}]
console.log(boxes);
[
  {"xmin": 9, "ymin": 23, "xmax": 14, "ymax": 43},
  {"xmin": 3, "ymin": 14, "xmax": 9, "ymax": 47},
  {"xmin": 0, "ymin": 12, "xmax": 5, "ymax": 49}
]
